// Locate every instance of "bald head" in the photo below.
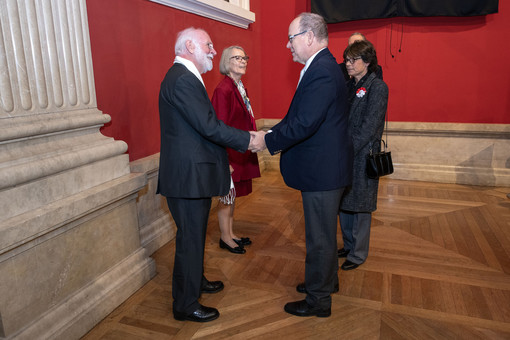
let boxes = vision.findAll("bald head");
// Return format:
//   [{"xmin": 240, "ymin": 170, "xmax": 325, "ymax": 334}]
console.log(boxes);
[{"xmin": 348, "ymin": 32, "xmax": 366, "ymax": 46}]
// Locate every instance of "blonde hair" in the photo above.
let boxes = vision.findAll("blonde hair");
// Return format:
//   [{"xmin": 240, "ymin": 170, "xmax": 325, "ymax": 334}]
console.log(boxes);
[{"xmin": 219, "ymin": 46, "xmax": 246, "ymax": 75}]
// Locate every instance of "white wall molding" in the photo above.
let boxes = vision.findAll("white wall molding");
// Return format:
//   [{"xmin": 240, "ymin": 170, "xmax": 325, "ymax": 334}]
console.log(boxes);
[{"xmin": 149, "ymin": 0, "xmax": 255, "ymax": 29}]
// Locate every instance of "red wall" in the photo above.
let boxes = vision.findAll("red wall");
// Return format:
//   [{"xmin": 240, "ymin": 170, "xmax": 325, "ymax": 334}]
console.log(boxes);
[
  {"xmin": 87, "ymin": 0, "xmax": 510, "ymax": 162},
  {"xmin": 259, "ymin": 0, "xmax": 510, "ymax": 124},
  {"xmin": 86, "ymin": 0, "xmax": 262, "ymax": 161},
  {"xmin": 328, "ymin": 10, "xmax": 510, "ymax": 124}
]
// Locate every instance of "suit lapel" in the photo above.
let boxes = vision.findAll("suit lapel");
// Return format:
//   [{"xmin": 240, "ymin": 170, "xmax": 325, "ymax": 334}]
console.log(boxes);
[
  {"xmin": 290, "ymin": 49, "xmax": 331, "ymax": 114},
  {"xmin": 295, "ymin": 48, "xmax": 330, "ymax": 91}
]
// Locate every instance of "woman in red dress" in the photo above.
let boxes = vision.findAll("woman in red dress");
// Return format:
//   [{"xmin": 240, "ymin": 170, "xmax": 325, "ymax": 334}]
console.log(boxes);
[{"xmin": 211, "ymin": 46, "xmax": 261, "ymax": 254}]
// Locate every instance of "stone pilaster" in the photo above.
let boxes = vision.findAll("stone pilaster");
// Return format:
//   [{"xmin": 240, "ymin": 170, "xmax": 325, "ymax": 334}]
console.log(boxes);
[{"xmin": 0, "ymin": 1, "xmax": 155, "ymax": 339}]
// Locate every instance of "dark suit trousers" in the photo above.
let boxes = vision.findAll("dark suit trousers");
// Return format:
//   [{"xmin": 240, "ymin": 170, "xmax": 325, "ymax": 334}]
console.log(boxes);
[
  {"xmin": 166, "ymin": 197, "xmax": 211, "ymax": 314},
  {"xmin": 301, "ymin": 188, "xmax": 344, "ymax": 309}
]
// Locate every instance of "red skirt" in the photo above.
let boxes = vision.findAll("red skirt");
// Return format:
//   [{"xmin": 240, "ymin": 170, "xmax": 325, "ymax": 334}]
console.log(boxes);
[{"xmin": 234, "ymin": 179, "xmax": 253, "ymax": 197}]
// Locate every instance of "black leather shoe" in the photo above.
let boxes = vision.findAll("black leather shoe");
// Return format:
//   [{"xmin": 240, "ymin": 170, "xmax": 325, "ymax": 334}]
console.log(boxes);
[
  {"xmin": 233, "ymin": 237, "xmax": 252, "ymax": 246},
  {"xmin": 337, "ymin": 248, "xmax": 350, "ymax": 258},
  {"xmin": 296, "ymin": 282, "xmax": 339, "ymax": 294},
  {"xmin": 174, "ymin": 304, "xmax": 219, "ymax": 322},
  {"xmin": 296, "ymin": 282, "xmax": 307, "ymax": 293},
  {"xmin": 219, "ymin": 239, "xmax": 245, "ymax": 254},
  {"xmin": 341, "ymin": 260, "xmax": 359, "ymax": 271},
  {"xmin": 201, "ymin": 280, "xmax": 224, "ymax": 294},
  {"xmin": 284, "ymin": 299, "xmax": 331, "ymax": 317}
]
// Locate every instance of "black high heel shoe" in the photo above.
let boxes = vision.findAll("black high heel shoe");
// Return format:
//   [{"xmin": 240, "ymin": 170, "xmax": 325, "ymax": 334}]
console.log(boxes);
[
  {"xmin": 233, "ymin": 237, "xmax": 252, "ymax": 246},
  {"xmin": 219, "ymin": 239, "xmax": 246, "ymax": 254}
]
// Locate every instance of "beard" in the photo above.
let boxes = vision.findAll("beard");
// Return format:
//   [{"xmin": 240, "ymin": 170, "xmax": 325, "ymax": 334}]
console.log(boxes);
[{"xmin": 195, "ymin": 46, "xmax": 213, "ymax": 73}]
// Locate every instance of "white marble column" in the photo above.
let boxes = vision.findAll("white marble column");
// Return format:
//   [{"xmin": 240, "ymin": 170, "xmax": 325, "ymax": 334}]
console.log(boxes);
[{"xmin": 0, "ymin": 1, "xmax": 155, "ymax": 339}]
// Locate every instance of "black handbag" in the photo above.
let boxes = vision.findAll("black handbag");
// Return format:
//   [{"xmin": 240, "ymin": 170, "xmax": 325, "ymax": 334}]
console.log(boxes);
[
  {"xmin": 366, "ymin": 140, "xmax": 393, "ymax": 179},
  {"xmin": 366, "ymin": 114, "xmax": 394, "ymax": 179}
]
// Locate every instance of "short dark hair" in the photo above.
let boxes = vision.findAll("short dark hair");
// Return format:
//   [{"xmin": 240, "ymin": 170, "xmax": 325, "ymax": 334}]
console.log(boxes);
[{"xmin": 343, "ymin": 40, "xmax": 378, "ymax": 74}]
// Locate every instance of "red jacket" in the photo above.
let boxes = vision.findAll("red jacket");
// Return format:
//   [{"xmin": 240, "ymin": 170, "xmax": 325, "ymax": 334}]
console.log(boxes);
[{"xmin": 211, "ymin": 76, "xmax": 260, "ymax": 182}]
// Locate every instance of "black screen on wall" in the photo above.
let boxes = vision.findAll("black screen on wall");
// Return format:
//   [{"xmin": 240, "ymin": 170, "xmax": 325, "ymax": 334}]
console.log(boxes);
[{"xmin": 311, "ymin": 0, "xmax": 499, "ymax": 23}]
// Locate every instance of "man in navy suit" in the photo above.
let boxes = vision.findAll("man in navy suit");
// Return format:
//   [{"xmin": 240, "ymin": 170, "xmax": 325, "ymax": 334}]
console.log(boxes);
[
  {"xmin": 251, "ymin": 13, "xmax": 353, "ymax": 317},
  {"xmin": 157, "ymin": 27, "xmax": 263, "ymax": 322}
]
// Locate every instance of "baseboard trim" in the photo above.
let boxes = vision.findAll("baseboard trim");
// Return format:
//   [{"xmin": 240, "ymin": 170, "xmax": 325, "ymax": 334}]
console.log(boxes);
[{"xmin": 11, "ymin": 248, "xmax": 156, "ymax": 340}]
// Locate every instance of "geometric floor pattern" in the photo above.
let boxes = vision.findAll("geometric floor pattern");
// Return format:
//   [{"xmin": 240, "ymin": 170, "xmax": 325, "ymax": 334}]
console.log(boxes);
[{"xmin": 83, "ymin": 170, "xmax": 510, "ymax": 339}]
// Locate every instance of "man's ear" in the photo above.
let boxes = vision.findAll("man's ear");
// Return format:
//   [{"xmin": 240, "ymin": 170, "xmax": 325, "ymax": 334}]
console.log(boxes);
[
  {"xmin": 306, "ymin": 31, "xmax": 314, "ymax": 46},
  {"xmin": 185, "ymin": 40, "xmax": 195, "ymax": 54}
]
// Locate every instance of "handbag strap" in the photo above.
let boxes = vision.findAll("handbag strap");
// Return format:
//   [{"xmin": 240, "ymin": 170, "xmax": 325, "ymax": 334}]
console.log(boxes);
[
  {"xmin": 369, "ymin": 112, "xmax": 390, "ymax": 155},
  {"xmin": 367, "ymin": 76, "xmax": 389, "ymax": 153},
  {"xmin": 383, "ymin": 110, "xmax": 389, "ymax": 150}
]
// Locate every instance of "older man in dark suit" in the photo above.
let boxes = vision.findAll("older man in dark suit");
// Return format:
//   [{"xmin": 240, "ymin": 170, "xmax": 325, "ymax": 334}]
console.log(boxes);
[
  {"xmin": 157, "ymin": 27, "xmax": 263, "ymax": 323},
  {"xmin": 250, "ymin": 13, "xmax": 353, "ymax": 317}
]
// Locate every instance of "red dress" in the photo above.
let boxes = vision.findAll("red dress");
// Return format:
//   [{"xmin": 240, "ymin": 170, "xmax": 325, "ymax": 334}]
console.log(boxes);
[{"xmin": 212, "ymin": 76, "xmax": 261, "ymax": 196}]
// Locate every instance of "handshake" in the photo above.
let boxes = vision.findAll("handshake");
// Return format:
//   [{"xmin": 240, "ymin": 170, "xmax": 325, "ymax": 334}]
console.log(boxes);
[{"xmin": 248, "ymin": 130, "xmax": 267, "ymax": 153}]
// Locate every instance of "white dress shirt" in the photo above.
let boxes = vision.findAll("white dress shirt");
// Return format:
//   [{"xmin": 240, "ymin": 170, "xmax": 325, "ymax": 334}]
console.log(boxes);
[
  {"xmin": 297, "ymin": 47, "xmax": 327, "ymax": 87},
  {"xmin": 174, "ymin": 55, "xmax": 205, "ymax": 88}
]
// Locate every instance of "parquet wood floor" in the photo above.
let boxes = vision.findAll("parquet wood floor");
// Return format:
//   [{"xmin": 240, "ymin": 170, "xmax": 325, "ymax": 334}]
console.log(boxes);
[{"xmin": 82, "ymin": 170, "xmax": 510, "ymax": 339}]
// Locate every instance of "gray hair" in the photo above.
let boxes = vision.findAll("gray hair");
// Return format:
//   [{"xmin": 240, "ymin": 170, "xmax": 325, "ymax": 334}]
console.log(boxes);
[
  {"xmin": 219, "ymin": 46, "xmax": 246, "ymax": 75},
  {"xmin": 174, "ymin": 27, "xmax": 204, "ymax": 56},
  {"xmin": 297, "ymin": 12, "xmax": 328, "ymax": 43},
  {"xmin": 350, "ymin": 32, "xmax": 366, "ymax": 40}
]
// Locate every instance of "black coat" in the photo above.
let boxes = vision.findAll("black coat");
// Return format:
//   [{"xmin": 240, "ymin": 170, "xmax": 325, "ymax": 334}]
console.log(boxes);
[{"xmin": 340, "ymin": 72, "xmax": 389, "ymax": 212}]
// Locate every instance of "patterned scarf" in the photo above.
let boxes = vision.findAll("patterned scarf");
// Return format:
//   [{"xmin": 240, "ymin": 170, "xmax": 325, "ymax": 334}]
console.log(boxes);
[{"xmin": 235, "ymin": 80, "xmax": 254, "ymax": 118}]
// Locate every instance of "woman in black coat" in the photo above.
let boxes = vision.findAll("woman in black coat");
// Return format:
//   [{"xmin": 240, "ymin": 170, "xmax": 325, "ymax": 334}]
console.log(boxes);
[{"xmin": 338, "ymin": 40, "xmax": 389, "ymax": 270}]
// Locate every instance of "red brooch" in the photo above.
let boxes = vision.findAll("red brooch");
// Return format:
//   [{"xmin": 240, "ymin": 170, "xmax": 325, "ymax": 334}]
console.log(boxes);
[{"xmin": 356, "ymin": 87, "xmax": 367, "ymax": 98}]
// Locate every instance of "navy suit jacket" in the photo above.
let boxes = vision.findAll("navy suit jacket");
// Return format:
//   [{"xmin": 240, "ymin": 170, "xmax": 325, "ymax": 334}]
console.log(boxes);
[
  {"xmin": 157, "ymin": 63, "xmax": 250, "ymax": 198},
  {"xmin": 265, "ymin": 48, "xmax": 353, "ymax": 192}
]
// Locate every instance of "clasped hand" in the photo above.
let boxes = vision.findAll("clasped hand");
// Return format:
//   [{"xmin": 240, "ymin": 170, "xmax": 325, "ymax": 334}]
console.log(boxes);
[{"xmin": 248, "ymin": 130, "xmax": 267, "ymax": 153}]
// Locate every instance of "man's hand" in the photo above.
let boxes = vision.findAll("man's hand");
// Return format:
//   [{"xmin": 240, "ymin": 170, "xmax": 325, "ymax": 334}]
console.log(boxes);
[{"xmin": 248, "ymin": 130, "xmax": 267, "ymax": 152}]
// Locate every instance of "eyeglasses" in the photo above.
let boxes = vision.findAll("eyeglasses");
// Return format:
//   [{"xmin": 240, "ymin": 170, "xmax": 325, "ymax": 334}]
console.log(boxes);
[
  {"xmin": 288, "ymin": 30, "xmax": 309, "ymax": 43},
  {"xmin": 344, "ymin": 57, "xmax": 362, "ymax": 64},
  {"xmin": 230, "ymin": 55, "xmax": 250, "ymax": 62}
]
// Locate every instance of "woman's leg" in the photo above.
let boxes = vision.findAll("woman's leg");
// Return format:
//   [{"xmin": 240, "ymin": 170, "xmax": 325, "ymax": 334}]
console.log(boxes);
[
  {"xmin": 218, "ymin": 201, "xmax": 237, "ymax": 248},
  {"xmin": 346, "ymin": 212, "xmax": 372, "ymax": 264},
  {"xmin": 229, "ymin": 202, "xmax": 238, "ymax": 240}
]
